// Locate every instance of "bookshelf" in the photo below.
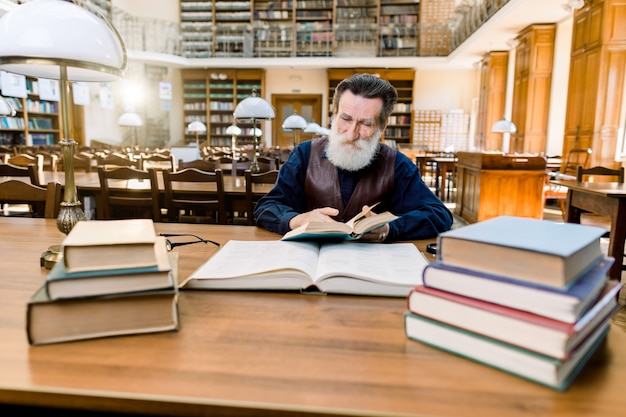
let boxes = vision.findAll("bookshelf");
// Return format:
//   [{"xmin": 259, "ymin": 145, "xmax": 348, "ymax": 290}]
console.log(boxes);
[
  {"xmin": 0, "ymin": 78, "xmax": 61, "ymax": 147},
  {"xmin": 179, "ymin": 1, "xmax": 421, "ymax": 59},
  {"xmin": 327, "ymin": 68, "xmax": 415, "ymax": 145},
  {"xmin": 182, "ymin": 69, "xmax": 265, "ymax": 147}
]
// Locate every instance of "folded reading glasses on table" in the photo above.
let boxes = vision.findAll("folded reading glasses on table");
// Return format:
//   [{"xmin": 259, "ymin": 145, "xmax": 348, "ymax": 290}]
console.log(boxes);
[{"xmin": 159, "ymin": 233, "xmax": 220, "ymax": 250}]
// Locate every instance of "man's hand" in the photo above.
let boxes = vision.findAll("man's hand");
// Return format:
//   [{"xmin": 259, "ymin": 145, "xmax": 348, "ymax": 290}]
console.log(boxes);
[
  {"xmin": 289, "ymin": 207, "xmax": 340, "ymax": 230},
  {"xmin": 360, "ymin": 205, "xmax": 390, "ymax": 242}
]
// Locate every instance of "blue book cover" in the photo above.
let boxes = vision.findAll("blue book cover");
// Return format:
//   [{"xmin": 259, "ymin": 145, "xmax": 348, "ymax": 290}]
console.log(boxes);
[{"xmin": 422, "ymin": 257, "xmax": 613, "ymax": 323}]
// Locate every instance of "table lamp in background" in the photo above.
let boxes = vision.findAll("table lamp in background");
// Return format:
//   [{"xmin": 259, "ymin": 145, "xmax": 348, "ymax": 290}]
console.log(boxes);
[
  {"xmin": 491, "ymin": 116, "xmax": 517, "ymax": 154},
  {"xmin": 118, "ymin": 112, "xmax": 143, "ymax": 148},
  {"xmin": 226, "ymin": 124, "xmax": 241, "ymax": 163},
  {"xmin": 282, "ymin": 112, "xmax": 307, "ymax": 148},
  {"xmin": 304, "ymin": 121, "xmax": 321, "ymax": 135},
  {"xmin": 233, "ymin": 89, "xmax": 275, "ymax": 173},
  {"xmin": 0, "ymin": 0, "xmax": 127, "ymax": 240},
  {"xmin": 187, "ymin": 120, "xmax": 207, "ymax": 154}
]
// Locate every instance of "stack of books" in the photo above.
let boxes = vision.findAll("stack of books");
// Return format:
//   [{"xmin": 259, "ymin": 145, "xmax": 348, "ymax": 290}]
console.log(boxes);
[
  {"xmin": 404, "ymin": 215, "xmax": 622, "ymax": 391},
  {"xmin": 27, "ymin": 219, "xmax": 180, "ymax": 346}
]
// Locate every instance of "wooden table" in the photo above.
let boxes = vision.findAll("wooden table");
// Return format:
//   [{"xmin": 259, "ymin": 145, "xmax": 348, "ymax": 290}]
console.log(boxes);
[
  {"xmin": 1, "ymin": 217, "xmax": 626, "ymax": 416},
  {"xmin": 428, "ymin": 156, "xmax": 457, "ymax": 201},
  {"xmin": 552, "ymin": 179, "xmax": 626, "ymax": 281}
]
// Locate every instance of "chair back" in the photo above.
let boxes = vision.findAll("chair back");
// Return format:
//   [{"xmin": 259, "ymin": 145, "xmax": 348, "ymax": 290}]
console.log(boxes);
[
  {"xmin": 96, "ymin": 152, "xmax": 140, "ymax": 170},
  {"xmin": 97, "ymin": 166, "xmax": 161, "ymax": 220},
  {"xmin": 0, "ymin": 180, "xmax": 62, "ymax": 218},
  {"xmin": 561, "ymin": 148, "xmax": 591, "ymax": 176},
  {"xmin": 256, "ymin": 155, "xmax": 278, "ymax": 172},
  {"xmin": 0, "ymin": 162, "xmax": 39, "ymax": 185},
  {"xmin": 7, "ymin": 153, "xmax": 43, "ymax": 172},
  {"xmin": 162, "ymin": 168, "xmax": 226, "ymax": 224},
  {"xmin": 576, "ymin": 166, "xmax": 625, "ymax": 183},
  {"xmin": 177, "ymin": 158, "xmax": 220, "ymax": 171},
  {"xmin": 244, "ymin": 169, "xmax": 278, "ymax": 225},
  {"xmin": 59, "ymin": 152, "xmax": 94, "ymax": 173},
  {"xmin": 141, "ymin": 153, "xmax": 176, "ymax": 171}
]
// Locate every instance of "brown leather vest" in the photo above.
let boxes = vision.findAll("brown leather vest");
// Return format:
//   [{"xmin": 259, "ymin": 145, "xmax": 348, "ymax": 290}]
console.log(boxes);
[{"xmin": 304, "ymin": 137, "xmax": 395, "ymax": 222}]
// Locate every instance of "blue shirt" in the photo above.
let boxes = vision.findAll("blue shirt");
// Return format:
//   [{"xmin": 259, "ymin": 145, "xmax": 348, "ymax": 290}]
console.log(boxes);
[{"xmin": 254, "ymin": 141, "xmax": 453, "ymax": 240}]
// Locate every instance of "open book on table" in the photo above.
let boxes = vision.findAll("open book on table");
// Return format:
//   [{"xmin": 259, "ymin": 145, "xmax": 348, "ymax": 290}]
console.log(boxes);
[
  {"xmin": 282, "ymin": 202, "xmax": 398, "ymax": 241},
  {"xmin": 180, "ymin": 240, "xmax": 427, "ymax": 297}
]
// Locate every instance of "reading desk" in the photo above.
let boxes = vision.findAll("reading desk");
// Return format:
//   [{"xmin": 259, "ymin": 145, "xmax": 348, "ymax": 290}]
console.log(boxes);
[{"xmin": 1, "ymin": 217, "xmax": 625, "ymax": 417}]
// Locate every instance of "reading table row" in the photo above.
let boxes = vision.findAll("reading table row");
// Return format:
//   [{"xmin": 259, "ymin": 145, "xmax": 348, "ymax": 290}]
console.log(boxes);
[{"xmin": 1, "ymin": 217, "xmax": 625, "ymax": 417}]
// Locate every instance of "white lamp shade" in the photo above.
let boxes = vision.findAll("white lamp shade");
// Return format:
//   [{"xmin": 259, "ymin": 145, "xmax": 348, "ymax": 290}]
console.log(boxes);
[
  {"xmin": 491, "ymin": 117, "xmax": 517, "ymax": 134},
  {"xmin": 0, "ymin": 95, "xmax": 15, "ymax": 116},
  {"xmin": 318, "ymin": 127, "xmax": 330, "ymax": 136},
  {"xmin": 282, "ymin": 113, "xmax": 308, "ymax": 130},
  {"xmin": 253, "ymin": 127, "xmax": 262, "ymax": 137},
  {"xmin": 233, "ymin": 90, "xmax": 275, "ymax": 120},
  {"xmin": 187, "ymin": 120, "xmax": 207, "ymax": 133},
  {"xmin": 304, "ymin": 122, "xmax": 321, "ymax": 133},
  {"xmin": 226, "ymin": 124, "xmax": 242, "ymax": 135},
  {"xmin": 118, "ymin": 112, "xmax": 143, "ymax": 127},
  {"xmin": 0, "ymin": 0, "xmax": 126, "ymax": 81}
]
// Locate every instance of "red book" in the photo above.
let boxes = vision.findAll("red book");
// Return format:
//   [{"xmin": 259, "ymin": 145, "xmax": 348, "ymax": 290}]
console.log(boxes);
[{"xmin": 406, "ymin": 281, "xmax": 621, "ymax": 360}]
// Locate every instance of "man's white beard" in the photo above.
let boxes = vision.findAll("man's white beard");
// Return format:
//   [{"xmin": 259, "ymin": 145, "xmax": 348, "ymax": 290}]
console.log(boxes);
[{"xmin": 326, "ymin": 122, "xmax": 382, "ymax": 172}]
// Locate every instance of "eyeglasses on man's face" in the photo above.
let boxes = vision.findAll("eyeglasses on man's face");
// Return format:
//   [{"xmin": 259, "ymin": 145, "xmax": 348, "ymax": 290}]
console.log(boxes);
[{"xmin": 159, "ymin": 233, "xmax": 220, "ymax": 251}]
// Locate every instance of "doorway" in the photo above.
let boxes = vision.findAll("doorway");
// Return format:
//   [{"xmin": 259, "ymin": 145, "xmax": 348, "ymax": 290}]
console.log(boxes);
[{"xmin": 272, "ymin": 94, "xmax": 323, "ymax": 148}]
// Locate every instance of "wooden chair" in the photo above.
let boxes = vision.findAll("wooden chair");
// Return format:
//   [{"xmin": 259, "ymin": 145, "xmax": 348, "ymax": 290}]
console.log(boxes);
[
  {"xmin": 96, "ymin": 152, "xmax": 140, "ymax": 170},
  {"xmin": 544, "ymin": 148, "xmax": 592, "ymax": 217},
  {"xmin": 256, "ymin": 155, "xmax": 279, "ymax": 172},
  {"xmin": 58, "ymin": 152, "xmax": 94, "ymax": 173},
  {"xmin": 35, "ymin": 151, "xmax": 60, "ymax": 172},
  {"xmin": 141, "ymin": 153, "xmax": 176, "ymax": 171},
  {"xmin": 244, "ymin": 169, "xmax": 278, "ymax": 225},
  {"xmin": 576, "ymin": 165, "xmax": 625, "ymax": 183},
  {"xmin": 177, "ymin": 158, "xmax": 220, "ymax": 171},
  {"xmin": 0, "ymin": 162, "xmax": 39, "ymax": 185},
  {"xmin": 97, "ymin": 166, "xmax": 161, "ymax": 221},
  {"xmin": 0, "ymin": 180, "xmax": 62, "ymax": 218},
  {"xmin": 162, "ymin": 168, "xmax": 226, "ymax": 224},
  {"xmin": 7, "ymin": 153, "xmax": 43, "ymax": 173}
]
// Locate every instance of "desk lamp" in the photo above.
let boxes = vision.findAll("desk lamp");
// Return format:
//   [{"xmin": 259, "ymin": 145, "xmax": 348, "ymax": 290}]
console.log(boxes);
[
  {"xmin": 226, "ymin": 124, "xmax": 241, "ymax": 161},
  {"xmin": 187, "ymin": 120, "xmax": 207, "ymax": 153},
  {"xmin": 491, "ymin": 116, "xmax": 517, "ymax": 154},
  {"xmin": 233, "ymin": 89, "xmax": 275, "ymax": 173},
  {"xmin": 118, "ymin": 112, "xmax": 143, "ymax": 148},
  {"xmin": 304, "ymin": 121, "xmax": 321, "ymax": 135},
  {"xmin": 282, "ymin": 112, "xmax": 307, "ymax": 148},
  {"xmin": 0, "ymin": 95, "xmax": 15, "ymax": 116},
  {"xmin": 0, "ymin": 0, "xmax": 126, "ymax": 236}
]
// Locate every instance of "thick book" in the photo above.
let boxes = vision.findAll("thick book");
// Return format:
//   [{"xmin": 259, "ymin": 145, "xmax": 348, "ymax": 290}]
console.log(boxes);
[
  {"xmin": 180, "ymin": 240, "xmax": 427, "ymax": 297},
  {"xmin": 62, "ymin": 219, "xmax": 158, "ymax": 273},
  {"xmin": 46, "ymin": 238, "xmax": 176, "ymax": 300},
  {"xmin": 436, "ymin": 215, "xmax": 607, "ymax": 288},
  {"xmin": 404, "ymin": 312, "xmax": 611, "ymax": 391},
  {"xmin": 26, "ymin": 286, "xmax": 179, "ymax": 346},
  {"xmin": 407, "ymin": 282, "xmax": 621, "ymax": 359},
  {"xmin": 421, "ymin": 257, "xmax": 614, "ymax": 323},
  {"xmin": 282, "ymin": 203, "xmax": 398, "ymax": 241}
]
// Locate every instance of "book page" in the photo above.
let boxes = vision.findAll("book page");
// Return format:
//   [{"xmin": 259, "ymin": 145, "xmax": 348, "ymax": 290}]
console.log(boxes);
[
  {"xmin": 314, "ymin": 242, "xmax": 426, "ymax": 286},
  {"xmin": 186, "ymin": 240, "xmax": 321, "ymax": 280}
]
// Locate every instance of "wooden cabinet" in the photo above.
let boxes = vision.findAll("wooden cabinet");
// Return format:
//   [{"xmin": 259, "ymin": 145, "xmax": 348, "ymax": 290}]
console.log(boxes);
[
  {"xmin": 327, "ymin": 68, "xmax": 415, "ymax": 145},
  {"xmin": 182, "ymin": 69, "xmax": 265, "ymax": 147},
  {"xmin": 563, "ymin": 0, "xmax": 626, "ymax": 167},
  {"xmin": 475, "ymin": 51, "xmax": 509, "ymax": 151},
  {"xmin": 454, "ymin": 152, "xmax": 547, "ymax": 223},
  {"xmin": 0, "ymin": 78, "xmax": 62, "ymax": 147},
  {"xmin": 510, "ymin": 24, "xmax": 556, "ymax": 154}
]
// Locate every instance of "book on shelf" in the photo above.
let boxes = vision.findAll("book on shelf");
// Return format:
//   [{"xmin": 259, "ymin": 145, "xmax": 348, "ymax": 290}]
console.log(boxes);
[
  {"xmin": 180, "ymin": 239, "xmax": 427, "ymax": 297},
  {"xmin": 282, "ymin": 202, "xmax": 398, "ymax": 241},
  {"xmin": 26, "ymin": 286, "xmax": 179, "ymax": 346},
  {"xmin": 46, "ymin": 238, "xmax": 176, "ymax": 300},
  {"xmin": 62, "ymin": 219, "xmax": 158, "ymax": 273},
  {"xmin": 436, "ymin": 215, "xmax": 607, "ymax": 288},
  {"xmin": 404, "ymin": 312, "xmax": 611, "ymax": 391},
  {"xmin": 407, "ymin": 281, "xmax": 621, "ymax": 359},
  {"xmin": 421, "ymin": 257, "xmax": 614, "ymax": 323}
]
